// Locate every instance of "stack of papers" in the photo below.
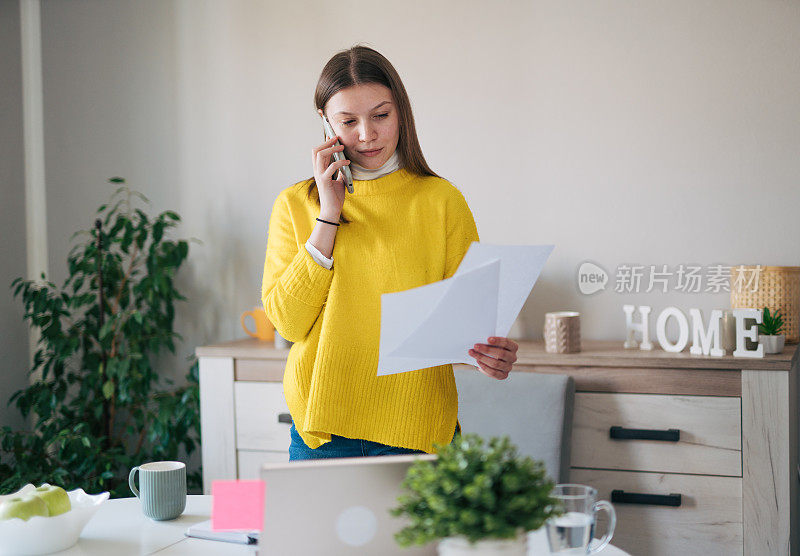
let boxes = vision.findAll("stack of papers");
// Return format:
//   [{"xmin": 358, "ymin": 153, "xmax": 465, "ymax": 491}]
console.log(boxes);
[{"xmin": 377, "ymin": 243, "xmax": 554, "ymax": 375}]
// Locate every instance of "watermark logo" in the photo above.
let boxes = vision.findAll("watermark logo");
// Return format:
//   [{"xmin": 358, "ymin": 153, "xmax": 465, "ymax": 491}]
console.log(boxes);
[
  {"xmin": 576, "ymin": 262, "xmax": 761, "ymax": 295},
  {"xmin": 577, "ymin": 261, "xmax": 609, "ymax": 295}
]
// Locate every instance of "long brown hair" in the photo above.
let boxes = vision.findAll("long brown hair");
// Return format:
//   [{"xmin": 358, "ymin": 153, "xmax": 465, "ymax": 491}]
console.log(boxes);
[{"xmin": 307, "ymin": 45, "xmax": 438, "ymax": 223}]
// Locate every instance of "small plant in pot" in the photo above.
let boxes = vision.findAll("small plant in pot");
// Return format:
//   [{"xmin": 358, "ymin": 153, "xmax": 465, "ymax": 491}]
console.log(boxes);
[
  {"xmin": 759, "ymin": 307, "xmax": 785, "ymax": 354},
  {"xmin": 390, "ymin": 434, "xmax": 560, "ymax": 555}
]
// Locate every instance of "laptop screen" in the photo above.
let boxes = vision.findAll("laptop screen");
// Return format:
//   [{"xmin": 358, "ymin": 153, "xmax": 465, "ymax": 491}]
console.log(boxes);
[{"xmin": 260, "ymin": 454, "xmax": 436, "ymax": 555}]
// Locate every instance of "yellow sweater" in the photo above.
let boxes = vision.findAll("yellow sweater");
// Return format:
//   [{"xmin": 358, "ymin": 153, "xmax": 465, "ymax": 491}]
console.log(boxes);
[{"xmin": 261, "ymin": 168, "xmax": 479, "ymax": 453}]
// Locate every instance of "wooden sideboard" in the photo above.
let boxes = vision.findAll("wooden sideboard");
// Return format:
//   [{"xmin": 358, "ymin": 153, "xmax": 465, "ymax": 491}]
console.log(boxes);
[{"xmin": 196, "ymin": 338, "xmax": 799, "ymax": 556}]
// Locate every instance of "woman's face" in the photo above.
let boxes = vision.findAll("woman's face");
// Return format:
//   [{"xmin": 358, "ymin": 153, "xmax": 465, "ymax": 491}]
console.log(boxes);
[{"xmin": 323, "ymin": 83, "xmax": 400, "ymax": 170}]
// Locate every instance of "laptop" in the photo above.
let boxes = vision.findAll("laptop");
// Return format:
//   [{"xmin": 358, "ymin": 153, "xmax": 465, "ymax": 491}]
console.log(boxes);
[{"xmin": 258, "ymin": 454, "xmax": 437, "ymax": 555}]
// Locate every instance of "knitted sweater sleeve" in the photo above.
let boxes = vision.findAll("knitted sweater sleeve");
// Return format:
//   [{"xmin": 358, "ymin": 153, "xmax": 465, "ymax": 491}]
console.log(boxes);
[
  {"xmin": 261, "ymin": 191, "xmax": 334, "ymax": 342},
  {"xmin": 444, "ymin": 188, "xmax": 480, "ymax": 279}
]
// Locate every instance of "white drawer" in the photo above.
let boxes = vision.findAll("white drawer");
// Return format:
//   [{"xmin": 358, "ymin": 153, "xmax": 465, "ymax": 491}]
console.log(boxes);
[
  {"xmin": 234, "ymin": 382, "xmax": 292, "ymax": 451},
  {"xmin": 237, "ymin": 450, "xmax": 289, "ymax": 480},
  {"xmin": 571, "ymin": 392, "xmax": 741, "ymax": 476},
  {"xmin": 571, "ymin": 468, "xmax": 743, "ymax": 556}
]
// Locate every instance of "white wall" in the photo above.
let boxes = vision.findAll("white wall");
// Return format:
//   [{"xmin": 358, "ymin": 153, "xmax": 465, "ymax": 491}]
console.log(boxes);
[
  {"xmin": 36, "ymin": 0, "xmax": 800, "ymax": 373},
  {"xmin": 1, "ymin": 1, "xmax": 30, "ymax": 430}
]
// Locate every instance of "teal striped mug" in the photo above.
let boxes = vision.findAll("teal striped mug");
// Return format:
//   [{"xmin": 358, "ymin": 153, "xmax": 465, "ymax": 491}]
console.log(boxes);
[{"xmin": 129, "ymin": 461, "xmax": 187, "ymax": 520}]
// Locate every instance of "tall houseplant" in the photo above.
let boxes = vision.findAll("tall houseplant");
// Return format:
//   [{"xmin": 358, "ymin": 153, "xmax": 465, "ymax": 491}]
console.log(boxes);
[
  {"xmin": 1, "ymin": 178, "xmax": 201, "ymax": 498},
  {"xmin": 391, "ymin": 434, "xmax": 560, "ymax": 555}
]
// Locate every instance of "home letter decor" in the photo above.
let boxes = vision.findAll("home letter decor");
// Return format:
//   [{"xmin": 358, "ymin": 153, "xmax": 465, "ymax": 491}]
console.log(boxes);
[
  {"xmin": 732, "ymin": 308, "xmax": 764, "ymax": 358},
  {"xmin": 655, "ymin": 306, "xmax": 689, "ymax": 353},
  {"xmin": 622, "ymin": 305, "xmax": 653, "ymax": 350},
  {"xmin": 689, "ymin": 308, "xmax": 724, "ymax": 356}
]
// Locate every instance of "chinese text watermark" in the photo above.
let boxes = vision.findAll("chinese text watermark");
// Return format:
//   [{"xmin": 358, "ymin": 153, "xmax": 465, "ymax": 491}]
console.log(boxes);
[{"xmin": 577, "ymin": 262, "xmax": 762, "ymax": 295}]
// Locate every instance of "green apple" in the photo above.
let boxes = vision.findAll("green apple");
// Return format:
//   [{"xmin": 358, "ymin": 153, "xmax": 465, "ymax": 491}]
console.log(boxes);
[
  {"xmin": 31, "ymin": 484, "xmax": 71, "ymax": 516},
  {"xmin": 0, "ymin": 494, "xmax": 49, "ymax": 521}
]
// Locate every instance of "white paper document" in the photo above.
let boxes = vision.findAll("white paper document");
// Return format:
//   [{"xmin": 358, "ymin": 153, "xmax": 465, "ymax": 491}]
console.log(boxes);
[
  {"xmin": 377, "ymin": 243, "xmax": 554, "ymax": 375},
  {"xmin": 185, "ymin": 519, "xmax": 259, "ymax": 545}
]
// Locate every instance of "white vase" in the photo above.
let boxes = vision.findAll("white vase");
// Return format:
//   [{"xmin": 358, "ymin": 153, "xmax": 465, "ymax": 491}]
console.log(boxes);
[
  {"xmin": 759, "ymin": 334, "xmax": 785, "ymax": 354},
  {"xmin": 437, "ymin": 532, "xmax": 527, "ymax": 556}
]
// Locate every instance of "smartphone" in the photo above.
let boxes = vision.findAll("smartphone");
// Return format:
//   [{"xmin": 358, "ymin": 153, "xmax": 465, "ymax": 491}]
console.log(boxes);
[{"xmin": 321, "ymin": 114, "xmax": 354, "ymax": 194}]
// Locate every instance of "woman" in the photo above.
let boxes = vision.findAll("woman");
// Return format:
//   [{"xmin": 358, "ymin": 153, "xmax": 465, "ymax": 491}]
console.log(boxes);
[{"xmin": 261, "ymin": 45, "xmax": 519, "ymax": 461}]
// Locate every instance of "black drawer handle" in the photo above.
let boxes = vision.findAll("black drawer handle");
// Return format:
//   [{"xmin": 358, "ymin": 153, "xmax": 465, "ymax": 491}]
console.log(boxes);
[
  {"xmin": 277, "ymin": 413, "xmax": 293, "ymax": 424},
  {"xmin": 611, "ymin": 490, "xmax": 682, "ymax": 507},
  {"xmin": 609, "ymin": 426, "xmax": 680, "ymax": 442}
]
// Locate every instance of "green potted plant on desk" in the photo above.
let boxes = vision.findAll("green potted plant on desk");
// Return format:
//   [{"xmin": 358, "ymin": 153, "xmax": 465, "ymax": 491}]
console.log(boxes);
[
  {"xmin": 759, "ymin": 307, "xmax": 785, "ymax": 354},
  {"xmin": 391, "ymin": 434, "xmax": 560, "ymax": 555}
]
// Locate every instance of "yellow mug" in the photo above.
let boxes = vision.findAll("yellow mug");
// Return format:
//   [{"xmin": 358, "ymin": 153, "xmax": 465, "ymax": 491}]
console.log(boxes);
[{"xmin": 241, "ymin": 308, "xmax": 274, "ymax": 341}]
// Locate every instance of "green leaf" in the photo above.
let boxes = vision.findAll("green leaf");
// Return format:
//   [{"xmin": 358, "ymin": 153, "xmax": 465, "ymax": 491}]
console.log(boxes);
[
  {"xmin": 102, "ymin": 380, "xmax": 114, "ymax": 400},
  {"xmin": 99, "ymin": 320, "xmax": 114, "ymax": 340},
  {"xmin": 153, "ymin": 221, "xmax": 164, "ymax": 244}
]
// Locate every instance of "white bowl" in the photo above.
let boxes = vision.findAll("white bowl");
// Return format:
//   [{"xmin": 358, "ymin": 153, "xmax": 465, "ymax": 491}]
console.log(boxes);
[{"xmin": 0, "ymin": 484, "xmax": 110, "ymax": 555}]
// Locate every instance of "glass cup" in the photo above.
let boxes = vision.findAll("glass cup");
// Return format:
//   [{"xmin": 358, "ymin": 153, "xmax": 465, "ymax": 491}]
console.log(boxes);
[{"xmin": 546, "ymin": 484, "xmax": 616, "ymax": 554}]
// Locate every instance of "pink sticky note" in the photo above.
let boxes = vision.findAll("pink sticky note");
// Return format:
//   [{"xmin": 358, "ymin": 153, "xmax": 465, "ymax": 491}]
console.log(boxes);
[{"xmin": 211, "ymin": 480, "xmax": 265, "ymax": 531}]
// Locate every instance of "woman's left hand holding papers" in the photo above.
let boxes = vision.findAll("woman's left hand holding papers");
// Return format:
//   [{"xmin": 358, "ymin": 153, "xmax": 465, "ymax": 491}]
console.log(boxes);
[{"xmin": 468, "ymin": 337, "xmax": 519, "ymax": 380}]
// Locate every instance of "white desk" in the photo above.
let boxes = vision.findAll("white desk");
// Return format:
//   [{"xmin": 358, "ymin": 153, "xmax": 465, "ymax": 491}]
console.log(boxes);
[
  {"xmin": 61, "ymin": 495, "xmax": 628, "ymax": 555},
  {"xmin": 58, "ymin": 496, "xmax": 253, "ymax": 556}
]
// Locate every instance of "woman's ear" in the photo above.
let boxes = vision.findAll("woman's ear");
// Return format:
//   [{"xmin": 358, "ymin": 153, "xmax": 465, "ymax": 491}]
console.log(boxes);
[{"xmin": 317, "ymin": 108, "xmax": 324, "ymax": 118}]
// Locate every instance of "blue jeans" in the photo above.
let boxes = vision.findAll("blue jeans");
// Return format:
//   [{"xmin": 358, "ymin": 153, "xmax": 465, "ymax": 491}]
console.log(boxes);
[{"xmin": 288, "ymin": 423, "xmax": 458, "ymax": 460}]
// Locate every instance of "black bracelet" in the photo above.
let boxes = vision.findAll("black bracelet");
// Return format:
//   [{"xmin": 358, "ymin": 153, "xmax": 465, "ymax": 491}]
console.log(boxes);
[{"xmin": 316, "ymin": 217, "xmax": 340, "ymax": 227}]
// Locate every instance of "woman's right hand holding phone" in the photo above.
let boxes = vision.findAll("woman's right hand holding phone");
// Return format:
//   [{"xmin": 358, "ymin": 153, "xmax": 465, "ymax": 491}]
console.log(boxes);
[{"xmin": 312, "ymin": 135, "xmax": 350, "ymax": 220}]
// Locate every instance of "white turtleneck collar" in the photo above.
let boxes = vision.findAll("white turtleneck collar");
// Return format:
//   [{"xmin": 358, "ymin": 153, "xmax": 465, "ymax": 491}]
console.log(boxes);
[{"xmin": 349, "ymin": 150, "xmax": 401, "ymax": 181}]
